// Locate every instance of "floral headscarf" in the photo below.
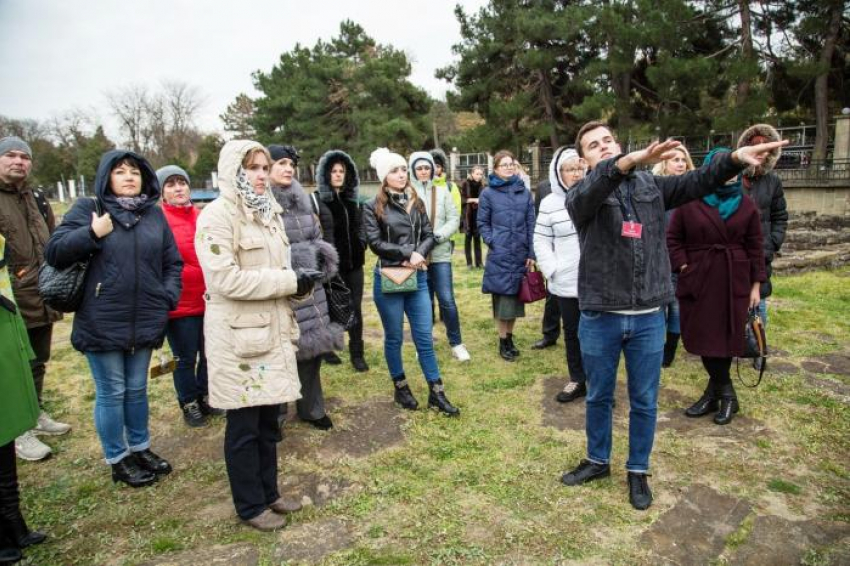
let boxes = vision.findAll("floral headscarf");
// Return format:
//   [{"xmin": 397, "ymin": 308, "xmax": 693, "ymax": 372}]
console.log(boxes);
[{"xmin": 234, "ymin": 166, "xmax": 273, "ymax": 224}]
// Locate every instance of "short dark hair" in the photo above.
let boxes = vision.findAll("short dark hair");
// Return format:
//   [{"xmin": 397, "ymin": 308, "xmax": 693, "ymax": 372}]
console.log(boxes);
[
  {"xmin": 575, "ymin": 121, "xmax": 615, "ymax": 157},
  {"xmin": 112, "ymin": 155, "xmax": 143, "ymax": 171}
]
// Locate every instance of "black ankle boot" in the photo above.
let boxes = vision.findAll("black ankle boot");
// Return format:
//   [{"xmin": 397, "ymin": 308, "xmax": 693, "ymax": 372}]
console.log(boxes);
[
  {"xmin": 2, "ymin": 513, "xmax": 46, "ymax": 549},
  {"xmin": 133, "ymin": 449, "xmax": 172, "ymax": 476},
  {"xmin": 111, "ymin": 456, "xmax": 157, "ymax": 488},
  {"xmin": 499, "ymin": 338, "xmax": 516, "ymax": 361},
  {"xmin": 506, "ymin": 334, "xmax": 520, "ymax": 357},
  {"xmin": 0, "ymin": 547, "xmax": 21, "ymax": 564},
  {"xmin": 393, "ymin": 377, "xmax": 419, "ymax": 410},
  {"xmin": 684, "ymin": 386, "xmax": 718, "ymax": 418},
  {"xmin": 714, "ymin": 383, "xmax": 738, "ymax": 425},
  {"xmin": 662, "ymin": 332, "xmax": 679, "ymax": 368},
  {"xmin": 0, "ymin": 461, "xmax": 46, "ymax": 549},
  {"xmin": 428, "ymin": 380, "xmax": 460, "ymax": 416}
]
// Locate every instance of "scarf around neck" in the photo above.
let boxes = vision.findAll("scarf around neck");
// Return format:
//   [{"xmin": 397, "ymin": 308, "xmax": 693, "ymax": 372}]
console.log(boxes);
[
  {"xmin": 701, "ymin": 148, "xmax": 742, "ymax": 221},
  {"xmin": 115, "ymin": 194, "xmax": 149, "ymax": 211},
  {"xmin": 235, "ymin": 167, "xmax": 273, "ymax": 224}
]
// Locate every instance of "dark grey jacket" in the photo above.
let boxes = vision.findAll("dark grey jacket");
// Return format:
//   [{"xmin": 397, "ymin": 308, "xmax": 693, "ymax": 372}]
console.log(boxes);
[
  {"xmin": 565, "ymin": 153, "xmax": 744, "ymax": 311},
  {"xmin": 743, "ymin": 172, "xmax": 787, "ymax": 297}
]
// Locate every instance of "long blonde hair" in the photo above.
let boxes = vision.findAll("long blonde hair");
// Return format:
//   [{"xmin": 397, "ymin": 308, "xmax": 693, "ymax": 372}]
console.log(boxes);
[{"xmin": 652, "ymin": 146, "xmax": 695, "ymax": 176}]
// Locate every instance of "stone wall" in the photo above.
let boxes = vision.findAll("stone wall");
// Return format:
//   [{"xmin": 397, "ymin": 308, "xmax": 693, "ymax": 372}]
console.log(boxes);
[{"xmin": 782, "ymin": 181, "xmax": 850, "ymax": 217}]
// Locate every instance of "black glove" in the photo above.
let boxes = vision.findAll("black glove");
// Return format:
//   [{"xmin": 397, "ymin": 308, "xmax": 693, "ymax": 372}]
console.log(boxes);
[{"xmin": 295, "ymin": 268, "xmax": 324, "ymax": 295}]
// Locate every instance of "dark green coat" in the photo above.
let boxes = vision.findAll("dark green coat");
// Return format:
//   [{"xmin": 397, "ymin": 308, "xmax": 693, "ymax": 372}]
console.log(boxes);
[{"xmin": 0, "ymin": 234, "xmax": 39, "ymax": 446}]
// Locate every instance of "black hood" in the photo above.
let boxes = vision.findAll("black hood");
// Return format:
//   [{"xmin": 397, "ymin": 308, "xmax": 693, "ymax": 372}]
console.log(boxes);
[
  {"xmin": 316, "ymin": 150, "xmax": 359, "ymax": 203},
  {"xmin": 94, "ymin": 150, "xmax": 160, "ymax": 224}
]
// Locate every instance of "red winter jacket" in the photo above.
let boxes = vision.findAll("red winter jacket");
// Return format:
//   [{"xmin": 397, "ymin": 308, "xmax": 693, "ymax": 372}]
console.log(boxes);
[{"xmin": 162, "ymin": 203, "xmax": 205, "ymax": 319}]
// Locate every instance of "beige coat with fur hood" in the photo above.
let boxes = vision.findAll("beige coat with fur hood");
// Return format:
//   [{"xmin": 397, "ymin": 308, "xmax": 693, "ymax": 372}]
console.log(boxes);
[{"xmin": 196, "ymin": 140, "xmax": 301, "ymax": 410}]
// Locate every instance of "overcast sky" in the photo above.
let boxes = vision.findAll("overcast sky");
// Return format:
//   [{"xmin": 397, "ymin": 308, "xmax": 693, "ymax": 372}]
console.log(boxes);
[{"xmin": 0, "ymin": 0, "xmax": 489, "ymax": 138}]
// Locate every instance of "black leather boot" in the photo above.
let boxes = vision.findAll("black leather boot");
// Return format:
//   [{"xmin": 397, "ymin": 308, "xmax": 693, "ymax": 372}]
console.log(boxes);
[
  {"xmin": 393, "ymin": 377, "xmax": 419, "ymax": 410},
  {"xmin": 0, "ymin": 459, "xmax": 46, "ymax": 549},
  {"xmin": 662, "ymin": 332, "xmax": 679, "ymax": 368},
  {"xmin": 714, "ymin": 383, "xmax": 738, "ymax": 425},
  {"xmin": 499, "ymin": 338, "xmax": 516, "ymax": 361},
  {"xmin": 428, "ymin": 380, "xmax": 460, "ymax": 416},
  {"xmin": 506, "ymin": 333, "xmax": 520, "ymax": 357},
  {"xmin": 0, "ymin": 547, "xmax": 21, "ymax": 564},
  {"xmin": 133, "ymin": 449, "xmax": 172, "ymax": 476},
  {"xmin": 684, "ymin": 385, "xmax": 718, "ymax": 418},
  {"xmin": 111, "ymin": 456, "xmax": 157, "ymax": 488}
]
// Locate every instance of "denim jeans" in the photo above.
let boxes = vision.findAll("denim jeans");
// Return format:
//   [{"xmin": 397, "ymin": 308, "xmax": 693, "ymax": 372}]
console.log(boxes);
[
  {"xmin": 165, "ymin": 316, "xmax": 208, "ymax": 405},
  {"xmin": 579, "ymin": 310, "xmax": 665, "ymax": 473},
  {"xmin": 373, "ymin": 268, "xmax": 441, "ymax": 383},
  {"xmin": 426, "ymin": 261, "xmax": 463, "ymax": 346},
  {"xmin": 85, "ymin": 348, "xmax": 153, "ymax": 464},
  {"xmin": 758, "ymin": 298, "xmax": 768, "ymax": 328}
]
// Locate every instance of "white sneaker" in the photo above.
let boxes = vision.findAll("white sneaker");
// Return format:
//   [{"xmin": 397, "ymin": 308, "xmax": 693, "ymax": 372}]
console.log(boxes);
[
  {"xmin": 15, "ymin": 430, "xmax": 52, "ymax": 461},
  {"xmin": 35, "ymin": 411, "xmax": 72, "ymax": 436},
  {"xmin": 452, "ymin": 344, "xmax": 471, "ymax": 362}
]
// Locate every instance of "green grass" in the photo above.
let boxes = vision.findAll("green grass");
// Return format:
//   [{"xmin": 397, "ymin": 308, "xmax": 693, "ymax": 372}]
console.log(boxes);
[{"xmin": 16, "ymin": 255, "xmax": 850, "ymax": 565}]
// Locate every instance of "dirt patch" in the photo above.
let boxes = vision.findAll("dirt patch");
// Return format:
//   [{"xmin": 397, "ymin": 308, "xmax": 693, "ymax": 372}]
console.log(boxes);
[
  {"xmin": 802, "ymin": 375, "xmax": 850, "ymax": 403},
  {"xmin": 278, "ymin": 472, "xmax": 358, "ymax": 508},
  {"xmin": 540, "ymin": 376, "xmax": 630, "ymax": 432},
  {"xmin": 154, "ymin": 422, "xmax": 225, "ymax": 467},
  {"xmin": 139, "ymin": 543, "xmax": 259, "ymax": 566},
  {"xmin": 767, "ymin": 360, "xmax": 800, "ymax": 375},
  {"xmin": 281, "ymin": 398, "xmax": 407, "ymax": 460},
  {"xmin": 656, "ymin": 408, "xmax": 771, "ymax": 438},
  {"xmin": 801, "ymin": 350, "xmax": 850, "ymax": 376},
  {"xmin": 641, "ymin": 484, "xmax": 751, "ymax": 566},
  {"xmin": 274, "ymin": 518, "xmax": 355, "ymax": 564},
  {"xmin": 727, "ymin": 516, "xmax": 850, "ymax": 565}
]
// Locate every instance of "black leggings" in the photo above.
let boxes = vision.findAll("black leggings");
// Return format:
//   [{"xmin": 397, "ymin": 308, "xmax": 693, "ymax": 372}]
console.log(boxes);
[
  {"xmin": 701, "ymin": 356, "xmax": 732, "ymax": 387},
  {"xmin": 464, "ymin": 234, "xmax": 482, "ymax": 267}
]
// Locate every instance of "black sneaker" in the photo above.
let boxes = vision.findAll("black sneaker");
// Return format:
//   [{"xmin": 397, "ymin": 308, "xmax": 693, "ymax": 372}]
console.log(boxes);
[
  {"xmin": 561, "ymin": 459, "xmax": 611, "ymax": 486},
  {"xmin": 351, "ymin": 357, "xmax": 369, "ymax": 372},
  {"xmin": 181, "ymin": 400, "xmax": 208, "ymax": 427},
  {"xmin": 323, "ymin": 352, "xmax": 343, "ymax": 365},
  {"xmin": 556, "ymin": 381, "xmax": 587, "ymax": 403},
  {"xmin": 627, "ymin": 472, "xmax": 653, "ymax": 510},
  {"xmin": 393, "ymin": 379, "xmax": 419, "ymax": 410},
  {"xmin": 198, "ymin": 396, "xmax": 225, "ymax": 417}
]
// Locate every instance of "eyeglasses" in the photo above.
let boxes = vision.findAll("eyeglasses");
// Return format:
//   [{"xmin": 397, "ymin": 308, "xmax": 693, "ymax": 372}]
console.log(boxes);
[
  {"xmin": 498, "ymin": 163, "xmax": 516, "ymax": 169},
  {"xmin": 562, "ymin": 168, "xmax": 584, "ymax": 174}
]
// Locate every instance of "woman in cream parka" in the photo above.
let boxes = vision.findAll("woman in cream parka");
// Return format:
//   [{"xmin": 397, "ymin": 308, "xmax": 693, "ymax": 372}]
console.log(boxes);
[{"xmin": 196, "ymin": 140, "xmax": 320, "ymax": 532}]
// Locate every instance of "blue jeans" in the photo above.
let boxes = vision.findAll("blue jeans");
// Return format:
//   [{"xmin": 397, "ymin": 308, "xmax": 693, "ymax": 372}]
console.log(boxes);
[
  {"xmin": 165, "ymin": 316, "xmax": 208, "ymax": 405},
  {"xmin": 579, "ymin": 310, "xmax": 665, "ymax": 473},
  {"xmin": 373, "ymin": 268, "xmax": 441, "ymax": 383},
  {"xmin": 758, "ymin": 298, "xmax": 768, "ymax": 327},
  {"xmin": 426, "ymin": 261, "xmax": 463, "ymax": 346},
  {"xmin": 85, "ymin": 349, "xmax": 153, "ymax": 464}
]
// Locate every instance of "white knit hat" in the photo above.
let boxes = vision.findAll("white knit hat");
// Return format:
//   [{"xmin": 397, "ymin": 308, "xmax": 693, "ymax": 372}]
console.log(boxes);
[{"xmin": 370, "ymin": 147, "xmax": 407, "ymax": 183}]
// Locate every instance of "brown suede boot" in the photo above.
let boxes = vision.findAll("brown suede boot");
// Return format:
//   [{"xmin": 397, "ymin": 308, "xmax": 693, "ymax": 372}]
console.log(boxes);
[
  {"xmin": 243, "ymin": 509, "xmax": 286, "ymax": 532},
  {"xmin": 269, "ymin": 497, "xmax": 302, "ymax": 514}
]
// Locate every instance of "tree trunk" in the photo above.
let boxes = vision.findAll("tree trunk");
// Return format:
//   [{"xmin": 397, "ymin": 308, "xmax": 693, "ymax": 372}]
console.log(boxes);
[
  {"xmin": 736, "ymin": 0, "xmax": 754, "ymax": 106},
  {"xmin": 613, "ymin": 71, "xmax": 632, "ymax": 132},
  {"xmin": 537, "ymin": 69, "xmax": 559, "ymax": 148},
  {"xmin": 812, "ymin": 1, "xmax": 843, "ymax": 162}
]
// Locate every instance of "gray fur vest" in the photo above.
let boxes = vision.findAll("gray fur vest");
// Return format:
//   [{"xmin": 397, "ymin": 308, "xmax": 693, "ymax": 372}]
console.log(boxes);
[{"xmin": 272, "ymin": 182, "xmax": 343, "ymax": 361}]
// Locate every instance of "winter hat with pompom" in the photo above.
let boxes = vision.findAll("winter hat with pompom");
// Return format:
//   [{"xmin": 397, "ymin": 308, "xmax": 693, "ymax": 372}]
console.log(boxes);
[{"xmin": 369, "ymin": 147, "xmax": 407, "ymax": 183}]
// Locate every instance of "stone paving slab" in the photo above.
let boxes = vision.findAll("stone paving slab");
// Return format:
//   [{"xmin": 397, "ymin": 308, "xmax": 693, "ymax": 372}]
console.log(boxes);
[
  {"xmin": 274, "ymin": 518, "xmax": 355, "ymax": 564},
  {"xmin": 727, "ymin": 515, "xmax": 850, "ymax": 566},
  {"xmin": 641, "ymin": 484, "xmax": 751, "ymax": 566},
  {"xmin": 139, "ymin": 543, "xmax": 259, "ymax": 566}
]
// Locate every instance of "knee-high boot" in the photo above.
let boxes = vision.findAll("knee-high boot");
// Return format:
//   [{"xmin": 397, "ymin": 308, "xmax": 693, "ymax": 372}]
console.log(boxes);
[
  {"xmin": 0, "ymin": 453, "xmax": 46, "ymax": 549},
  {"xmin": 662, "ymin": 332, "xmax": 679, "ymax": 368}
]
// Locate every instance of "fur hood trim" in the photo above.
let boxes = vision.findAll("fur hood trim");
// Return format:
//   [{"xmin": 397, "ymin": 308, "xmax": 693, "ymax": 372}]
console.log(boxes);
[
  {"xmin": 737, "ymin": 123, "xmax": 781, "ymax": 176},
  {"xmin": 316, "ymin": 150, "xmax": 359, "ymax": 203}
]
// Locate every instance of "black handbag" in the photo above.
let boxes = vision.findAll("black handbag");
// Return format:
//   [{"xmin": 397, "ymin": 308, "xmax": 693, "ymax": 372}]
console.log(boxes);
[
  {"xmin": 325, "ymin": 275, "xmax": 356, "ymax": 330},
  {"xmin": 736, "ymin": 307, "xmax": 767, "ymax": 387},
  {"xmin": 38, "ymin": 198, "xmax": 100, "ymax": 313}
]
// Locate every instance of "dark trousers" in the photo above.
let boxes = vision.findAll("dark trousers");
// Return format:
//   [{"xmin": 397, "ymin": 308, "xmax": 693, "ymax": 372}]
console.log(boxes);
[
  {"xmin": 541, "ymin": 293, "xmax": 561, "ymax": 342},
  {"xmin": 556, "ymin": 297, "xmax": 585, "ymax": 384},
  {"xmin": 464, "ymin": 233, "xmax": 482, "ymax": 267},
  {"xmin": 339, "ymin": 267, "xmax": 365, "ymax": 358},
  {"xmin": 0, "ymin": 442, "xmax": 22, "ymax": 540},
  {"xmin": 165, "ymin": 316, "xmax": 208, "ymax": 405},
  {"xmin": 281, "ymin": 357, "xmax": 325, "ymax": 421},
  {"xmin": 27, "ymin": 324, "xmax": 53, "ymax": 405},
  {"xmin": 224, "ymin": 405, "xmax": 281, "ymax": 520},
  {"xmin": 701, "ymin": 356, "xmax": 733, "ymax": 388}
]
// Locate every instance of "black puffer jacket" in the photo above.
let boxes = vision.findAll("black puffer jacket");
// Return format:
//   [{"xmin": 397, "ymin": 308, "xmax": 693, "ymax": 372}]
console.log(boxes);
[
  {"xmin": 45, "ymin": 150, "xmax": 183, "ymax": 352},
  {"xmin": 316, "ymin": 150, "xmax": 366, "ymax": 272},
  {"xmin": 737, "ymin": 124, "xmax": 788, "ymax": 297},
  {"xmin": 272, "ymin": 181, "xmax": 343, "ymax": 361},
  {"xmin": 361, "ymin": 190, "xmax": 435, "ymax": 268}
]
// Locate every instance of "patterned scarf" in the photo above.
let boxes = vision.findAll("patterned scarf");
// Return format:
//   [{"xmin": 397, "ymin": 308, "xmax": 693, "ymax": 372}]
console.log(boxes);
[
  {"xmin": 235, "ymin": 167, "xmax": 273, "ymax": 224},
  {"xmin": 115, "ymin": 194, "xmax": 149, "ymax": 210}
]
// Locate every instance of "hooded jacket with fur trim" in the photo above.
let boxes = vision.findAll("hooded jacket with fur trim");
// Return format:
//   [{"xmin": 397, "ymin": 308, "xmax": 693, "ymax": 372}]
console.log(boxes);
[
  {"xmin": 316, "ymin": 150, "xmax": 365, "ymax": 272},
  {"xmin": 737, "ymin": 123, "xmax": 788, "ymax": 296}
]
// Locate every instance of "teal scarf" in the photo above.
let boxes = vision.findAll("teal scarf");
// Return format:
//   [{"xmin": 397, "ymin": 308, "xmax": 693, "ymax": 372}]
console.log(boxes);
[{"xmin": 701, "ymin": 148, "xmax": 742, "ymax": 221}]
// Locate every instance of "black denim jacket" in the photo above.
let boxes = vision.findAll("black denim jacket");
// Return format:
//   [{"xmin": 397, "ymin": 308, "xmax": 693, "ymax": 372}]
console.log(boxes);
[{"xmin": 566, "ymin": 153, "xmax": 744, "ymax": 311}]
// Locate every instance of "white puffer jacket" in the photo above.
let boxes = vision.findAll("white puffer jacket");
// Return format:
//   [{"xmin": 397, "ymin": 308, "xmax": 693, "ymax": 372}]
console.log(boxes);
[
  {"xmin": 196, "ymin": 140, "xmax": 301, "ymax": 410},
  {"xmin": 534, "ymin": 179, "xmax": 580, "ymax": 299}
]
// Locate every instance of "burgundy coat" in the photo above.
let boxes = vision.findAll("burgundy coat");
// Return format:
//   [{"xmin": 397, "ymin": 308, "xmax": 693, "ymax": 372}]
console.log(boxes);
[{"xmin": 667, "ymin": 197, "xmax": 766, "ymax": 358}]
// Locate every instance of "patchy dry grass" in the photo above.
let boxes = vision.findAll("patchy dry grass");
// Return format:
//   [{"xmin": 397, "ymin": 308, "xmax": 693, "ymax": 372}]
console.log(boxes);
[{"xmin": 16, "ymin": 254, "xmax": 849, "ymax": 565}]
